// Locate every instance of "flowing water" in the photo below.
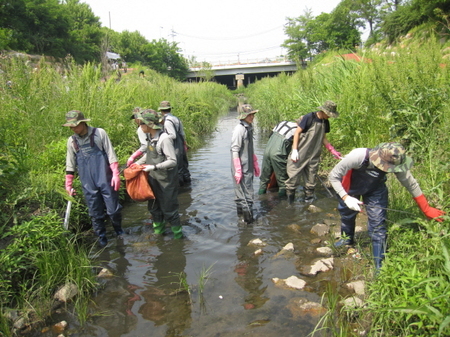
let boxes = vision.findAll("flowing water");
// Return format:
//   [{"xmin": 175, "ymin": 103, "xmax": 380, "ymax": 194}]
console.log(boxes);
[{"xmin": 47, "ymin": 109, "xmax": 357, "ymax": 337}]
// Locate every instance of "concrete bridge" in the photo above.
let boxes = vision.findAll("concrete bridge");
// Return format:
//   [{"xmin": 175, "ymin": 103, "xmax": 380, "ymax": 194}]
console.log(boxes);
[{"xmin": 186, "ymin": 60, "xmax": 299, "ymax": 89}]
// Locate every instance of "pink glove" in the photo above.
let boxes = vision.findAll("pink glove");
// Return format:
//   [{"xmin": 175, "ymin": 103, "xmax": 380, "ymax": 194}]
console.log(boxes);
[
  {"xmin": 110, "ymin": 162, "xmax": 121, "ymax": 191},
  {"xmin": 233, "ymin": 158, "xmax": 243, "ymax": 184},
  {"xmin": 65, "ymin": 174, "xmax": 75, "ymax": 195},
  {"xmin": 414, "ymin": 194, "xmax": 445, "ymax": 222},
  {"xmin": 184, "ymin": 141, "xmax": 188, "ymax": 153},
  {"xmin": 325, "ymin": 143, "xmax": 342, "ymax": 159},
  {"xmin": 253, "ymin": 154, "xmax": 260, "ymax": 177},
  {"xmin": 127, "ymin": 150, "xmax": 143, "ymax": 167}
]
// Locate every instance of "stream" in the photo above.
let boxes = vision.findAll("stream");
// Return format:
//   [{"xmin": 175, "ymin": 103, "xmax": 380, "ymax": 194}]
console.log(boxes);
[{"xmin": 46, "ymin": 108, "xmax": 355, "ymax": 337}]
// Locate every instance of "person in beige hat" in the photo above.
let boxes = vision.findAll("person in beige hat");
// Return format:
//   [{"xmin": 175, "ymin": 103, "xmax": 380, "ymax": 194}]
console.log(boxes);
[
  {"xmin": 329, "ymin": 142, "xmax": 445, "ymax": 271},
  {"xmin": 63, "ymin": 110, "xmax": 123, "ymax": 247},
  {"xmin": 285, "ymin": 100, "xmax": 342, "ymax": 203},
  {"xmin": 158, "ymin": 100, "xmax": 191, "ymax": 186},
  {"xmin": 231, "ymin": 104, "xmax": 260, "ymax": 223}
]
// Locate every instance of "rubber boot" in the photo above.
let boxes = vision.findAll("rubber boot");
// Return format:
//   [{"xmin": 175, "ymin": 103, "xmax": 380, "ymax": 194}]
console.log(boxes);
[
  {"xmin": 258, "ymin": 188, "xmax": 267, "ymax": 195},
  {"xmin": 334, "ymin": 237, "xmax": 354, "ymax": 247},
  {"xmin": 172, "ymin": 225, "xmax": 183, "ymax": 239},
  {"xmin": 153, "ymin": 221, "xmax": 165, "ymax": 235},
  {"xmin": 304, "ymin": 188, "xmax": 316, "ymax": 203},
  {"xmin": 287, "ymin": 189, "xmax": 296, "ymax": 203},
  {"xmin": 278, "ymin": 188, "xmax": 287, "ymax": 198},
  {"xmin": 236, "ymin": 205, "xmax": 243, "ymax": 216},
  {"xmin": 98, "ymin": 235, "xmax": 108, "ymax": 248},
  {"xmin": 110, "ymin": 212, "xmax": 124, "ymax": 236},
  {"xmin": 372, "ymin": 240, "xmax": 386, "ymax": 272},
  {"xmin": 243, "ymin": 209, "xmax": 254, "ymax": 224}
]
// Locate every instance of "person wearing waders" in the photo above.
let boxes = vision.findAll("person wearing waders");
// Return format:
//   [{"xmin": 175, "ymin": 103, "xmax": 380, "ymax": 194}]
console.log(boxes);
[
  {"xmin": 63, "ymin": 110, "xmax": 123, "ymax": 247},
  {"xmin": 328, "ymin": 142, "xmax": 445, "ymax": 271},
  {"xmin": 285, "ymin": 100, "xmax": 341, "ymax": 203},
  {"xmin": 158, "ymin": 101, "xmax": 191, "ymax": 186},
  {"xmin": 258, "ymin": 120, "xmax": 299, "ymax": 197},
  {"xmin": 231, "ymin": 104, "xmax": 260, "ymax": 223},
  {"xmin": 133, "ymin": 109, "xmax": 183, "ymax": 239},
  {"xmin": 126, "ymin": 107, "xmax": 147, "ymax": 167}
]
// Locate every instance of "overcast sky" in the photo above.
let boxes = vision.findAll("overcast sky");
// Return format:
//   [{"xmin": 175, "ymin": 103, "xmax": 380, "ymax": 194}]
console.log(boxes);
[{"xmin": 82, "ymin": 0, "xmax": 345, "ymax": 64}]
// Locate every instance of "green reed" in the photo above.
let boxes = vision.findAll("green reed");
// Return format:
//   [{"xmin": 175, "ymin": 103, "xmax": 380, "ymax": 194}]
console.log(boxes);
[
  {"xmin": 0, "ymin": 57, "xmax": 234, "ymax": 332},
  {"xmin": 246, "ymin": 39, "xmax": 450, "ymax": 336}
]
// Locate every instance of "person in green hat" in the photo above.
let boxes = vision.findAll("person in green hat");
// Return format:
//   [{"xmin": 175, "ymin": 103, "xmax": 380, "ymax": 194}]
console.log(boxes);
[
  {"xmin": 158, "ymin": 100, "xmax": 191, "ymax": 186},
  {"xmin": 285, "ymin": 100, "xmax": 342, "ymax": 203},
  {"xmin": 63, "ymin": 110, "xmax": 123, "ymax": 247},
  {"xmin": 231, "ymin": 104, "xmax": 260, "ymax": 223},
  {"xmin": 329, "ymin": 142, "xmax": 445, "ymax": 271},
  {"xmin": 133, "ymin": 109, "xmax": 183, "ymax": 239}
]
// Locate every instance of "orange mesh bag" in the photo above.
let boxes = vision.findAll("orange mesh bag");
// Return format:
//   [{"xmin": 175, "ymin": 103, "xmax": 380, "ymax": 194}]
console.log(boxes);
[{"xmin": 123, "ymin": 165, "xmax": 155, "ymax": 201}]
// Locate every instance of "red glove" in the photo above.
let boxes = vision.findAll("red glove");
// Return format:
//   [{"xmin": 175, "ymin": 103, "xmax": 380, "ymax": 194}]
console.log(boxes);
[
  {"xmin": 414, "ymin": 194, "xmax": 445, "ymax": 222},
  {"xmin": 253, "ymin": 154, "xmax": 260, "ymax": 177},
  {"xmin": 127, "ymin": 150, "xmax": 143, "ymax": 167},
  {"xmin": 110, "ymin": 162, "xmax": 121, "ymax": 191},
  {"xmin": 233, "ymin": 158, "xmax": 242, "ymax": 184},
  {"xmin": 325, "ymin": 143, "xmax": 342, "ymax": 159},
  {"xmin": 65, "ymin": 174, "xmax": 75, "ymax": 195}
]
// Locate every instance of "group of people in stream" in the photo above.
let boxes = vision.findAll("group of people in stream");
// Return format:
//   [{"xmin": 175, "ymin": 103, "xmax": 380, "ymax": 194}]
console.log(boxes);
[
  {"xmin": 62, "ymin": 98, "xmax": 445, "ymax": 272},
  {"xmin": 231, "ymin": 100, "xmax": 445, "ymax": 272},
  {"xmin": 63, "ymin": 101, "xmax": 190, "ymax": 246}
]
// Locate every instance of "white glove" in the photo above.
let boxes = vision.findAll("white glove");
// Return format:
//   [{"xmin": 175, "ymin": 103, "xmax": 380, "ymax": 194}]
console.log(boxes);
[
  {"xmin": 143, "ymin": 165, "xmax": 156, "ymax": 172},
  {"xmin": 344, "ymin": 196, "xmax": 363, "ymax": 212},
  {"xmin": 290, "ymin": 149, "xmax": 299, "ymax": 162}
]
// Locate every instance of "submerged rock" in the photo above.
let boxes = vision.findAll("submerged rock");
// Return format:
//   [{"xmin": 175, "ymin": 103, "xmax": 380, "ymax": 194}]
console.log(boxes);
[
  {"xmin": 316, "ymin": 247, "xmax": 333, "ymax": 255},
  {"xmin": 272, "ymin": 275, "xmax": 306, "ymax": 290},
  {"xmin": 310, "ymin": 223, "xmax": 329, "ymax": 236},
  {"xmin": 302, "ymin": 257, "xmax": 334, "ymax": 275},
  {"xmin": 54, "ymin": 283, "xmax": 78, "ymax": 302},
  {"xmin": 98, "ymin": 268, "xmax": 114, "ymax": 278},
  {"xmin": 346, "ymin": 280, "xmax": 365, "ymax": 295},
  {"xmin": 248, "ymin": 238, "xmax": 266, "ymax": 247},
  {"xmin": 287, "ymin": 297, "xmax": 327, "ymax": 317}
]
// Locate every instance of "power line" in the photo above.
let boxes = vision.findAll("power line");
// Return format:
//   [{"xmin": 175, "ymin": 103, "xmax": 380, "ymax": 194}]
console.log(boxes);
[
  {"xmin": 191, "ymin": 45, "xmax": 282, "ymax": 57},
  {"xmin": 174, "ymin": 25, "xmax": 284, "ymax": 41}
]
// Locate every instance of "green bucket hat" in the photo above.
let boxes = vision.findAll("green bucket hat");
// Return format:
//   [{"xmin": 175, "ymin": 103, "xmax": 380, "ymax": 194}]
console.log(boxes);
[
  {"xmin": 158, "ymin": 101, "xmax": 172, "ymax": 111},
  {"xmin": 317, "ymin": 100, "xmax": 339, "ymax": 118},
  {"xmin": 369, "ymin": 142, "xmax": 413, "ymax": 173},
  {"xmin": 138, "ymin": 109, "xmax": 163, "ymax": 129},
  {"xmin": 62, "ymin": 110, "xmax": 91, "ymax": 127},
  {"xmin": 130, "ymin": 107, "xmax": 142, "ymax": 120},
  {"xmin": 238, "ymin": 104, "xmax": 258, "ymax": 120}
]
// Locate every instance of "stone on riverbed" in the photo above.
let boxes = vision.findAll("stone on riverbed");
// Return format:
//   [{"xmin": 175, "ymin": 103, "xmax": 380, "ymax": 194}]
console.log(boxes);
[
  {"xmin": 346, "ymin": 280, "xmax": 365, "ymax": 295},
  {"xmin": 98, "ymin": 268, "xmax": 114, "ymax": 278},
  {"xmin": 54, "ymin": 283, "xmax": 78, "ymax": 302},
  {"xmin": 316, "ymin": 247, "xmax": 333, "ymax": 255},
  {"xmin": 310, "ymin": 223, "xmax": 329, "ymax": 236},
  {"xmin": 272, "ymin": 275, "xmax": 306, "ymax": 290},
  {"xmin": 301, "ymin": 257, "xmax": 334, "ymax": 275},
  {"xmin": 248, "ymin": 238, "xmax": 266, "ymax": 247},
  {"xmin": 287, "ymin": 297, "xmax": 327, "ymax": 317}
]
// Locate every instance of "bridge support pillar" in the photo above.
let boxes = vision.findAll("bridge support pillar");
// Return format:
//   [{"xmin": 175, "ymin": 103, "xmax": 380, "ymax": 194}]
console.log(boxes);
[{"xmin": 235, "ymin": 73, "xmax": 244, "ymax": 88}]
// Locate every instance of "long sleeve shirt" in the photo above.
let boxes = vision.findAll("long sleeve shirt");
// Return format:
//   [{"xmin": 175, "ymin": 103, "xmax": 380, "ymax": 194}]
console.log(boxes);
[{"xmin": 328, "ymin": 148, "xmax": 422, "ymax": 199}]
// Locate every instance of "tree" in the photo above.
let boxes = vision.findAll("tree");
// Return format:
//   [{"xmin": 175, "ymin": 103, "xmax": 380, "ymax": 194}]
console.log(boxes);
[
  {"xmin": 62, "ymin": 0, "xmax": 102, "ymax": 63},
  {"xmin": 282, "ymin": 10, "xmax": 315, "ymax": 62}
]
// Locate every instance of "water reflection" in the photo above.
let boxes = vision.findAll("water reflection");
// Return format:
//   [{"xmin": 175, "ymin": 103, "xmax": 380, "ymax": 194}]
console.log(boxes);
[
  {"xmin": 234, "ymin": 224, "xmax": 269, "ymax": 310},
  {"xmin": 138, "ymin": 239, "xmax": 192, "ymax": 336}
]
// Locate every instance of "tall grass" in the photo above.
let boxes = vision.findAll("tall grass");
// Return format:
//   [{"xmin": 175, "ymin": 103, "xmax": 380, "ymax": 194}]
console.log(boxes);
[
  {"xmin": 0, "ymin": 57, "xmax": 234, "ymax": 332},
  {"xmin": 246, "ymin": 39, "xmax": 450, "ymax": 336}
]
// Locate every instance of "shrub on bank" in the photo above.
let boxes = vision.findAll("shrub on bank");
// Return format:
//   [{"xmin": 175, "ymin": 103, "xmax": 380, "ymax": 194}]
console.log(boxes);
[{"xmin": 245, "ymin": 39, "xmax": 450, "ymax": 336}]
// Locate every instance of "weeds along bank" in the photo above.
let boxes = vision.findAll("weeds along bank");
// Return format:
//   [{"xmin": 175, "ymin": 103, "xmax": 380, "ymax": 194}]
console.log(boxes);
[
  {"xmin": 0, "ymin": 58, "xmax": 233, "ymax": 333},
  {"xmin": 246, "ymin": 39, "xmax": 450, "ymax": 336}
]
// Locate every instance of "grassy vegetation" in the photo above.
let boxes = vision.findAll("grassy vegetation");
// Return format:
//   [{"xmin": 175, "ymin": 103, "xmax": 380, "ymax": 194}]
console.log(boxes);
[
  {"xmin": 0, "ymin": 58, "xmax": 233, "ymax": 334},
  {"xmin": 246, "ymin": 39, "xmax": 450, "ymax": 336}
]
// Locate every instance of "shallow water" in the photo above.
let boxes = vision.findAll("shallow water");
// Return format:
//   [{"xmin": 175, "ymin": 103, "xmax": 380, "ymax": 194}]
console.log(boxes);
[{"xmin": 46, "ymin": 109, "xmax": 354, "ymax": 337}]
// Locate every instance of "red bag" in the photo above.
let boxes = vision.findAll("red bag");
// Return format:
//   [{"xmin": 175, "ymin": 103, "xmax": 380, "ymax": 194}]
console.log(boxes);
[
  {"xmin": 267, "ymin": 172, "xmax": 278, "ymax": 190},
  {"xmin": 342, "ymin": 169, "xmax": 353, "ymax": 192},
  {"xmin": 123, "ymin": 165, "xmax": 155, "ymax": 201}
]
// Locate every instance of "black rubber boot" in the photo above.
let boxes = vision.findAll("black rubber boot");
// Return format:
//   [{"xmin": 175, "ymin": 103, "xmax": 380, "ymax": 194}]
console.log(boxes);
[
  {"xmin": 236, "ymin": 205, "xmax": 243, "ymax": 216},
  {"xmin": 110, "ymin": 213, "xmax": 124, "ymax": 236},
  {"xmin": 372, "ymin": 240, "xmax": 386, "ymax": 272},
  {"xmin": 304, "ymin": 188, "xmax": 316, "ymax": 203},
  {"xmin": 286, "ymin": 190, "xmax": 296, "ymax": 203},
  {"xmin": 243, "ymin": 209, "xmax": 254, "ymax": 223}
]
